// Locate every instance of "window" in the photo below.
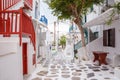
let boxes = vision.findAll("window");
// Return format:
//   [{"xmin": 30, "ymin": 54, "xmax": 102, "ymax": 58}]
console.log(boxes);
[
  {"xmin": 103, "ymin": 28, "xmax": 115, "ymax": 47},
  {"xmin": 94, "ymin": 32, "xmax": 99, "ymax": 39}
]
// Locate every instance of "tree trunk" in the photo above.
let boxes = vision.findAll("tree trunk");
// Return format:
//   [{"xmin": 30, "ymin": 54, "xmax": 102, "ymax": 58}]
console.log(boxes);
[{"xmin": 74, "ymin": 18, "xmax": 89, "ymax": 60}]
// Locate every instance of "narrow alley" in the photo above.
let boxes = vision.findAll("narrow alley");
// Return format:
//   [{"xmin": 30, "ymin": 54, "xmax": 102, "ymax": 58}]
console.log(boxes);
[
  {"xmin": 26, "ymin": 49, "xmax": 118, "ymax": 80},
  {"xmin": 1, "ymin": 0, "xmax": 120, "ymax": 80}
]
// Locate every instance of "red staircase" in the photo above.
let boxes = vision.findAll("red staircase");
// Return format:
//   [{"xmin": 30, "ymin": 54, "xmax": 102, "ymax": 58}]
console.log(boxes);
[
  {"xmin": 0, "ymin": 9, "xmax": 36, "ymax": 50},
  {"xmin": 24, "ymin": 0, "xmax": 33, "ymax": 10},
  {"xmin": 0, "ymin": 0, "xmax": 21, "ymax": 11},
  {"xmin": 0, "ymin": 0, "xmax": 36, "ymax": 65},
  {"xmin": 0, "ymin": 0, "xmax": 33, "ymax": 11}
]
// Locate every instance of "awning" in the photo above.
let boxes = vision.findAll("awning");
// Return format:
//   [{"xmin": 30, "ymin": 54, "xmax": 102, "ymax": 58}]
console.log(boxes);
[
  {"xmin": 83, "ymin": 8, "xmax": 118, "ymax": 28},
  {"xmin": 32, "ymin": 18, "xmax": 48, "ymax": 29}
]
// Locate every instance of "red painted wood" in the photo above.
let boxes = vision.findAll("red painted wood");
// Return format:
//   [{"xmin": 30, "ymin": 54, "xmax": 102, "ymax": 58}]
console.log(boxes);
[
  {"xmin": 22, "ymin": 43, "xmax": 28, "ymax": 75},
  {"xmin": 0, "ymin": 18, "xmax": 5, "ymax": 32},
  {"xmin": 19, "ymin": 8, "xmax": 23, "ymax": 46},
  {"xmin": 0, "ymin": 0, "xmax": 21, "ymax": 11},
  {"xmin": 0, "ymin": 9, "xmax": 36, "ymax": 50},
  {"xmin": 0, "ymin": 32, "xmax": 20, "ymax": 34},
  {"xmin": 11, "ymin": 13, "xmax": 13, "ymax": 32},
  {"xmin": 24, "ymin": 0, "xmax": 33, "ymax": 10},
  {"xmin": 7, "ymin": 0, "xmax": 8, "ymax": 9},
  {"xmin": 93, "ymin": 51, "xmax": 108, "ymax": 66},
  {"xmin": 21, "ymin": 10, "xmax": 36, "ymax": 50},
  {"xmin": 5, "ymin": 17, "xmax": 10, "ymax": 37},
  {"xmin": 15, "ymin": 14, "xmax": 17, "ymax": 32},
  {"xmin": 3, "ymin": 0, "xmax": 4, "ymax": 11},
  {"xmin": 0, "ymin": 0, "xmax": 1, "ymax": 11}
]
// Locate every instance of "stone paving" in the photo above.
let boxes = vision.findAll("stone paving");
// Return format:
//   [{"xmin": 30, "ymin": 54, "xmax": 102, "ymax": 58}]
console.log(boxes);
[{"xmin": 26, "ymin": 52, "xmax": 119, "ymax": 80}]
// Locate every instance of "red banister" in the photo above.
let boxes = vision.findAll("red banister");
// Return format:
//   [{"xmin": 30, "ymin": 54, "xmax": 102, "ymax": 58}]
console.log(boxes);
[
  {"xmin": 22, "ymin": 11, "xmax": 36, "ymax": 50},
  {"xmin": 19, "ymin": 8, "xmax": 23, "ymax": 46},
  {"xmin": 0, "ymin": 0, "xmax": 21, "ymax": 11},
  {"xmin": 24, "ymin": 0, "xmax": 33, "ymax": 10},
  {"xmin": 0, "ymin": 10, "xmax": 20, "ymax": 35},
  {"xmin": 0, "ymin": 0, "xmax": 33, "ymax": 11},
  {"xmin": 0, "ymin": 9, "xmax": 36, "ymax": 50},
  {"xmin": 0, "ymin": 0, "xmax": 1, "ymax": 11}
]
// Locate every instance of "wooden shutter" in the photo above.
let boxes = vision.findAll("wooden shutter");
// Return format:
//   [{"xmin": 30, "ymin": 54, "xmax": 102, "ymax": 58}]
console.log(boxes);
[
  {"xmin": 103, "ymin": 30, "xmax": 108, "ymax": 46},
  {"xmin": 109, "ymin": 28, "xmax": 115, "ymax": 47}
]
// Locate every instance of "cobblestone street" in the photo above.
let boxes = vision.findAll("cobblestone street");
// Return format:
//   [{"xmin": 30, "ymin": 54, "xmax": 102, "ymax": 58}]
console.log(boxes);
[{"xmin": 25, "ymin": 51, "xmax": 118, "ymax": 80}]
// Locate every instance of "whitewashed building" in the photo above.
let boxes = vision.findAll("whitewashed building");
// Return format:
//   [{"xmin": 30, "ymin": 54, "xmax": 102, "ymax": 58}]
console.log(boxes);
[
  {"xmin": 75, "ymin": 0, "xmax": 120, "ymax": 78},
  {"xmin": 82, "ymin": 0, "xmax": 120, "ymax": 66},
  {"xmin": 0, "ymin": 0, "xmax": 49, "ymax": 80}
]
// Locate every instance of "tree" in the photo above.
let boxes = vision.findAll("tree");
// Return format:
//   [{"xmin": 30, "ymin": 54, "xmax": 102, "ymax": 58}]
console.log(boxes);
[
  {"xmin": 59, "ymin": 35, "xmax": 66, "ymax": 49},
  {"xmin": 44, "ymin": 0, "xmax": 104, "ymax": 60}
]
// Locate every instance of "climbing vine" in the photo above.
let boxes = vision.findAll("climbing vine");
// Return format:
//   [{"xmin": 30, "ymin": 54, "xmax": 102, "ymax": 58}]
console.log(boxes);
[{"xmin": 106, "ymin": 2, "xmax": 120, "ymax": 25}]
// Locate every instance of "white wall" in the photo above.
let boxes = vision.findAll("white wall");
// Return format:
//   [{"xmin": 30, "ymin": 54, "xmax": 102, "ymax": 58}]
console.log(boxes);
[
  {"xmin": 0, "ymin": 0, "xmax": 36, "ymax": 79},
  {"xmin": 87, "ymin": 5, "xmax": 101, "ymax": 22},
  {"xmin": 85, "ymin": 18, "xmax": 120, "ymax": 66},
  {"xmin": 34, "ymin": 20, "xmax": 48, "ymax": 61},
  {"xmin": 32, "ymin": 0, "xmax": 40, "ymax": 19},
  {"xmin": 41, "ymin": 46, "xmax": 47, "ymax": 58},
  {"xmin": 102, "ymin": 19, "xmax": 120, "ymax": 60},
  {"xmin": 84, "ymin": 2, "xmax": 120, "ymax": 65},
  {"xmin": 0, "ymin": 37, "xmax": 23, "ymax": 80},
  {"xmin": 0, "ymin": 37, "xmax": 35, "ymax": 80}
]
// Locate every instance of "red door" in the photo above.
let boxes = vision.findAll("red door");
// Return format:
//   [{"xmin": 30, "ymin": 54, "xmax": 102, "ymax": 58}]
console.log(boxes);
[{"xmin": 22, "ymin": 43, "xmax": 28, "ymax": 75}]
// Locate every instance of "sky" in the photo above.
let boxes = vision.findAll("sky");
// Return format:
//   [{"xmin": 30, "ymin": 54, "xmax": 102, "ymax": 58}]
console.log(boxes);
[{"xmin": 40, "ymin": 0, "xmax": 70, "ymax": 34}]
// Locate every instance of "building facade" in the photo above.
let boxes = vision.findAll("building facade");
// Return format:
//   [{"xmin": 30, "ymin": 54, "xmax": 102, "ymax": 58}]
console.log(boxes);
[{"xmin": 0, "ymin": 0, "xmax": 49, "ymax": 80}]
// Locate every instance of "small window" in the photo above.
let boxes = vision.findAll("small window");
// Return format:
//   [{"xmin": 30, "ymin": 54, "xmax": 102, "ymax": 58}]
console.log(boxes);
[
  {"xmin": 103, "ymin": 28, "xmax": 115, "ymax": 47},
  {"xmin": 94, "ymin": 32, "xmax": 99, "ymax": 38}
]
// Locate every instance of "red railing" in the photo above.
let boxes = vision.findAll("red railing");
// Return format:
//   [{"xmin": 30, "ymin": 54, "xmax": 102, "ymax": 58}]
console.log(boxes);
[
  {"xmin": 24, "ymin": 0, "xmax": 33, "ymax": 10},
  {"xmin": 0, "ymin": 0, "xmax": 33, "ymax": 11},
  {"xmin": 0, "ymin": 0, "xmax": 21, "ymax": 11},
  {"xmin": 0, "ymin": 9, "xmax": 36, "ymax": 50},
  {"xmin": 22, "ymin": 10, "xmax": 35, "ymax": 50}
]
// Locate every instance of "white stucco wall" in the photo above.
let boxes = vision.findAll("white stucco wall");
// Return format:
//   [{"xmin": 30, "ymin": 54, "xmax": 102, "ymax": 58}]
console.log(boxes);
[
  {"xmin": 64, "ymin": 44, "xmax": 74, "ymax": 60},
  {"xmin": 86, "ymin": 37, "xmax": 103, "ymax": 54},
  {"xmin": 34, "ymin": 19, "xmax": 48, "ymax": 61},
  {"xmin": 102, "ymin": 19, "xmax": 120, "ymax": 60},
  {"xmin": 0, "ymin": 37, "xmax": 35, "ymax": 80},
  {"xmin": 0, "ymin": 37, "xmax": 23, "ymax": 80},
  {"xmin": 0, "ymin": 0, "xmax": 36, "ymax": 79},
  {"xmin": 32, "ymin": 0, "xmax": 40, "ymax": 19},
  {"xmin": 87, "ymin": 5, "xmax": 101, "ymax": 22},
  {"xmin": 85, "ymin": 18, "xmax": 120, "ymax": 66},
  {"xmin": 83, "ymin": 2, "xmax": 120, "ymax": 66}
]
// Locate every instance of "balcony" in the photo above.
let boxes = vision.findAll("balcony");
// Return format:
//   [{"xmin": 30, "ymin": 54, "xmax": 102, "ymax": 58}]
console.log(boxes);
[
  {"xmin": 0, "ymin": 0, "xmax": 33, "ymax": 11},
  {"xmin": 0, "ymin": 8, "xmax": 36, "ymax": 50}
]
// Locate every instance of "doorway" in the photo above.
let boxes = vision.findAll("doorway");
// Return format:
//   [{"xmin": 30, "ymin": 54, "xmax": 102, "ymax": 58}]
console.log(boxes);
[{"xmin": 22, "ymin": 43, "xmax": 28, "ymax": 75}]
